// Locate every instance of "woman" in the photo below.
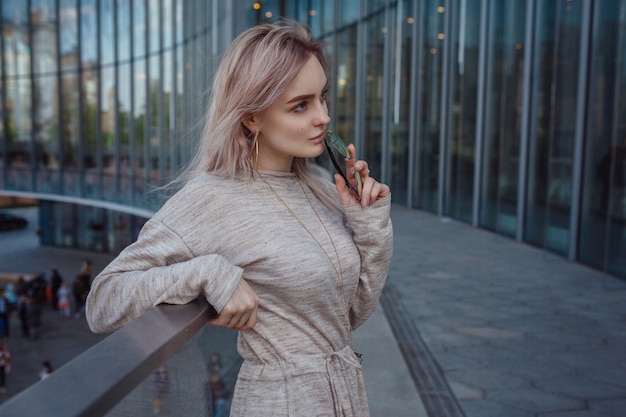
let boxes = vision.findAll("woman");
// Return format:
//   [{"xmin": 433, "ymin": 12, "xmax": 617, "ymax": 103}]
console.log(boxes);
[{"xmin": 86, "ymin": 20, "xmax": 392, "ymax": 417}]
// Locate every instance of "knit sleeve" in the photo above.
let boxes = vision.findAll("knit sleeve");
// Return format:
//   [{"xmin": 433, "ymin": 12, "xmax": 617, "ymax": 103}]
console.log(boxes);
[
  {"xmin": 86, "ymin": 217, "xmax": 243, "ymax": 333},
  {"xmin": 344, "ymin": 195, "xmax": 393, "ymax": 329}
]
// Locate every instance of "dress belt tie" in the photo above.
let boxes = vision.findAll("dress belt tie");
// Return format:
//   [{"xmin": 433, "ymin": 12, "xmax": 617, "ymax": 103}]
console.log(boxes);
[
  {"xmin": 325, "ymin": 347, "xmax": 362, "ymax": 416},
  {"xmin": 240, "ymin": 345, "xmax": 363, "ymax": 416}
]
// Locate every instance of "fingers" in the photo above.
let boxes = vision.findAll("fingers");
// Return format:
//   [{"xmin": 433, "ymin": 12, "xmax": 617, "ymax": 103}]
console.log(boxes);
[
  {"xmin": 209, "ymin": 304, "xmax": 258, "ymax": 330},
  {"xmin": 359, "ymin": 176, "xmax": 390, "ymax": 206},
  {"xmin": 208, "ymin": 279, "xmax": 259, "ymax": 331},
  {"xmin": 334, "ymin": 173, "xmax": 359, "ymax": 206},
  {"xmin": 342, "ymin": 144, "xmax": 390, "ymax": 206}
]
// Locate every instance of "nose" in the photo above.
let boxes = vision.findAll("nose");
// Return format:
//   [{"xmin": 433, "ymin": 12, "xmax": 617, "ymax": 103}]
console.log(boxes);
[
  {"xmin": 313, "ymin": 100, "xmax": 330, "ymax": 126},
  {"xmin": 314, "ymin": 101, "xmax": 331, "ymax": 126}
]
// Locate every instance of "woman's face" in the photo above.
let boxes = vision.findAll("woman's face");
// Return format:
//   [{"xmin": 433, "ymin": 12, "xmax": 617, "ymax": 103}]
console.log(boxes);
[{"xmin": 253, "ymin": 55, "xmax": 330, "ymax": 172}]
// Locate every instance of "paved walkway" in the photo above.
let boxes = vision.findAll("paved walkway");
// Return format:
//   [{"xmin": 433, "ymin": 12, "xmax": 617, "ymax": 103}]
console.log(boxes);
[
  {"xmin": 384, "ymin": 205, "xmax": 626, "ymax": 417},
  {"xmin": 1, "ymin": 205, "xmax": 625, "ymax": 417}
]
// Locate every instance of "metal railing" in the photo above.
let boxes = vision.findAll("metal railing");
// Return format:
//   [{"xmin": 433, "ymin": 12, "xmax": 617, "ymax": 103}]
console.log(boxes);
[{"xmin": 0, "ymin": 299, "xmax": 214, "ymax": 417}]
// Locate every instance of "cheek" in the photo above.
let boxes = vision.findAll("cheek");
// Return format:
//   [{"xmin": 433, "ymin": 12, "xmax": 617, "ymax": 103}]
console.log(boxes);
[{"xmin": 278, "ymin": 121, "xmax": 306, "ymax": 137}]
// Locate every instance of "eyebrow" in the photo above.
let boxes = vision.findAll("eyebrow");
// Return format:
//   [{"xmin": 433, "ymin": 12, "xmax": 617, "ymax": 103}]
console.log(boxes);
[
  {"xmin": 285, "ymin": 82, "xmax": 329, "ymax": 104},
  {"xmin": 286, "ymin": 94, "xmax": 315, "ymax": 104}
]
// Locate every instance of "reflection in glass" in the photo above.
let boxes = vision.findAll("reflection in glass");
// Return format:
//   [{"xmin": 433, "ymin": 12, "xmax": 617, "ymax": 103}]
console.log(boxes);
[
  {"xmin": 445, "ymin": 0, "xmax": 481, "ymax": 221},
  {"xmin": 104, "ymin": 326, "xmax": 241, "ymax": 417},
  {"xmin": 479, "ymin": 1, "xmax": 526, "ymax": 237},
  {"xmin": 3, "ymin": 1, "xmax": 32, "ymax": 190},
  {"xmin": 580, "ymin": 1, "xmax": 626, "ymax": 277},
  {"xmin": 414, "ymin": 0, "xmax": 444, "ymax": 212},
  {"xmin": 60, "ymin": 0, "xmax": 80, "ymax": 196},
  {"xmin": 100, "ymin": 0, "xmax": 116, "ymax": 201},
  {"xmin": 388, "ymin": 0, "xmax": 414, "ymax": 205},
  {"xmin": 334, "ymin": 23, "xmax": 357, "ymax": 147},
  {"xmin": 525, "ymin": 1, "xmax": 583, "ymax": 255},
  {"xmin": 32, "ymin": 0, "xmax": 59, "ymax": 193},
  {"xmin": 363, "ymin": 12, "xmax": 385, "ymax": 178}
]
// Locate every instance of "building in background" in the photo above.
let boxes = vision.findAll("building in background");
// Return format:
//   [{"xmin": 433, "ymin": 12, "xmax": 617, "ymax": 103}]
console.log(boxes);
[{"xmin": 0, "ymin": 0, "xmax": 624, "ymax": 279}]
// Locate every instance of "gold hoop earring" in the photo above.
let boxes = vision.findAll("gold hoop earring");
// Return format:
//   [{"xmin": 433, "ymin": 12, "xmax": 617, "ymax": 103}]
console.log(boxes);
[{"xmin": 253, "ymin": 131, "xmax": 260, "ymax": 174}]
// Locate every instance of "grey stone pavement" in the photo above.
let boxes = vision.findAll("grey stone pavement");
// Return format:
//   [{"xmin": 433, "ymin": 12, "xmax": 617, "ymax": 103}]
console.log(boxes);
[
  {"xmin": 384, "ymin": 205, "xmax": 626, "ymax": 417},
  {"xmin": 1, "ymin": 204, "xmax": 625, "ymax": 417}
]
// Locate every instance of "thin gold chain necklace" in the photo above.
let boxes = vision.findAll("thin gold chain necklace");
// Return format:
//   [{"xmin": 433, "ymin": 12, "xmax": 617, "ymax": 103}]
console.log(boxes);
[{"xmin": 259, "ymin": 174, "xmax": 358, "ymax": 350}]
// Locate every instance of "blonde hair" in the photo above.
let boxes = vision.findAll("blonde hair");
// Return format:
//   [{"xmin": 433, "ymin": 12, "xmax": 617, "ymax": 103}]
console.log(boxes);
[{"xmin": 178, "ymin": 20, "xmax": 340, "ymax": 210}]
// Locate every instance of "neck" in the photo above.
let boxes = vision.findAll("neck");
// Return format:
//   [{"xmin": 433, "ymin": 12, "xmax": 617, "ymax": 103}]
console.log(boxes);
[{"xmin": 256, "ymin": 148, "xmax": 294, "ymax": 172}]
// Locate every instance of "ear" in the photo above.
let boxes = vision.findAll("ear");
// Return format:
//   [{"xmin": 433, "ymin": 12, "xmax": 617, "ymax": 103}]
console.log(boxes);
[{"xmin": 242, "ymin": 114, "xmax": 261, "ymax": 134}]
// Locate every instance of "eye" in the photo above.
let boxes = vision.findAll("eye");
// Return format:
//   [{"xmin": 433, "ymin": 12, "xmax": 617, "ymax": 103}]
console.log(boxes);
[
  {"xmin": 293, "ymin": 101, "xmax": 308, "ymax": 112},
  {"xmin": 321, "ymin": 89, "xmax": 328, "ymax": 102}
]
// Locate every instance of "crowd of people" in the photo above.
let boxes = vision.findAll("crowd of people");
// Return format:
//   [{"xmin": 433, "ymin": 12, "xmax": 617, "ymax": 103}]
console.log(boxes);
[
  {"xmin": 0, "ymin": 259, "xmax": 92, "ymax": 395},
  {"xmin": 0, "ymin": 259, "xmax": 93, "ymax": 341}
]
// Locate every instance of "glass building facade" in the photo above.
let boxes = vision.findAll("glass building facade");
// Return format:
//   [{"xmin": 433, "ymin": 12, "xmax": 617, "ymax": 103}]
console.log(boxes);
[{"xmin": 1, "ymin": 0, "xmax": 625, "ymax": 279}]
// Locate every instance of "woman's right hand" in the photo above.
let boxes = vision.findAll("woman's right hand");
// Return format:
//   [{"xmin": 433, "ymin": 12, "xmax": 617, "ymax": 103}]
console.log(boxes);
[{"xmin": 208, "ymin": 278, "xmax": 259, "ymax": 331}]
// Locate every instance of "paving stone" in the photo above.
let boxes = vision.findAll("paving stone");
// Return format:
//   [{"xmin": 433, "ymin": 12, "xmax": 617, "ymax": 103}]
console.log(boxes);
[
  {"xmin": 459, "ymin": 399, "xmax": 533, "ymax": 417},
  {"xmin": 422, "ymin": 330, "xmax": 490, "ymax": 352},
  {"xmin": 454, "ymin": 326, "xmax": 525, "ymax": 340},
  {"xmin": 534, "ymin": 376, "xmax": 626, "ymax": 400},
  {"xmin": 448, "ymin": 380, "xmax": 484, "ymax": 400},
  {"xmin": 446, "ymin": 368, "xmax": 531, "ymax": 391},
  {"xmin": 537, "ymin": 410, "xmax": 619, "ymax": 417},
  {"xmin": 487, "ymin": 386, "xmax": 585, "ymax": 413},
  {"xmin": 588, "ymin": 398, "xmax": 626, "ymax": 417}
]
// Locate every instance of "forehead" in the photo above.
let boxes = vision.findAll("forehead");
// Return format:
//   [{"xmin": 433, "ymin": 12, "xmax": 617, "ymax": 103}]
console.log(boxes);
[{"xmin": 281, "ymin": 55, "xmax": 327, "ymax": 97}]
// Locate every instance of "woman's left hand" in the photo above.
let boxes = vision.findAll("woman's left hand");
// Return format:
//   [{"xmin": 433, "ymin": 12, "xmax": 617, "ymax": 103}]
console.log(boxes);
[{"xmin": 335, "ymin": 144, "xmax": 390, "ymax": 207}]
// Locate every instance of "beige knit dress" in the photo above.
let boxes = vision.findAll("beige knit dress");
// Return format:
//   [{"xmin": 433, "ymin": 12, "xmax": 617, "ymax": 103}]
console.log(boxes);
[{"xmin": 86, "ymin": 170, "xmax": 393, "ymax": 417}]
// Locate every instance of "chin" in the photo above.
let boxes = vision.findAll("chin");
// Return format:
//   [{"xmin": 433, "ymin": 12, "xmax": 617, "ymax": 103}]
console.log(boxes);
[{"xmin": 306, "ymin": 143, "xmax": 326, "ymax": 159}]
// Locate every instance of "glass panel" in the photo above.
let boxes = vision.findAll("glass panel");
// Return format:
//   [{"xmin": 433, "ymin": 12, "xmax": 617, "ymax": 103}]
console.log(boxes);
[
  {"xmin": 78, "ymin": 205, "xmax": 108, "ymax": 252},
  {"xmin": 81, "ymin": 0, "xmax": 99, "ymax": 198},
  {"xmin": 133, "ymin": 0, "xmax": 148, "ymax": 207},
  {"xmin": 363, "ymin": 11, "xmax": 385, "ymax": 178},
  {"xmin": 321, "ymin": 0, "xmax": 334, "ymax": 35},
  {"xmin": 293, "ymin": 0, "xmax": 332, "ymax": 37},
  {"xmin": 37, "ymin": 200, "xmax": 144, "ymax": 253},
  {"xmin": 388, "ymin": 0, "xmax": 414, "ymax": 205},
  {"xmin": 3, "ymin": 2, "xmax": 32, "ymax": 190},
  {"xmin": 118, "ymin": 0, "xmax": 132, "ymax": 203},
  {"xmin": 31, "ymin": 0, "xmax": 60, "ymax": 193},
  {"xmin": 525, "ymin": 0, "xmax": 583, "ymax": 255},
  {"xmin": 148, "ymin": 0, "xmax": 160, "ymax": 201},
  {"xmin": 60, "ymin": 0, "xmax": 80, "ymax": 196},
  {"xmin": 334, "ymin": 18, "xmax": 358, "ymax": 146},
  {"xmin": 479, "ymin": 1, "xmax": 526, "ymax": 236},
  {"xmin": 580, "ymin": 1, "xmax": 626, "ymax": 278},
  {"xmin": 39, "ymin": 201, "xmax": 75, "ymax": 245},
  {"xmin": 256, "ymin": 0, "xmax": 279, "ymax": 24},
  {"xmin": 339, "ymin": 0, "xmax": 359, "ymax": 25},
  {"xmin": 444, "ymin": 0, "xmax": 481, "ymax": 222},
  {"xmin": 101, "ymin": 0, "xmax": 116, "ymax": 201},
  {"xmin": 173, "ymin": 0, "xmax": 184, "ymax": 178},
  {"xmin": 104, "ymin": 326, "xmax": 240, "ymax": 417},
  {"xmin": 413, "ymin": 0, "xmax": 445, "ymax": 212},
  {"xmin": 162, "ymin": 0, "xmax": 173, "ymax": 183},
  {"xmin": 366, "ymin": 0, "xmax": 386, "ymax": 14}
]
